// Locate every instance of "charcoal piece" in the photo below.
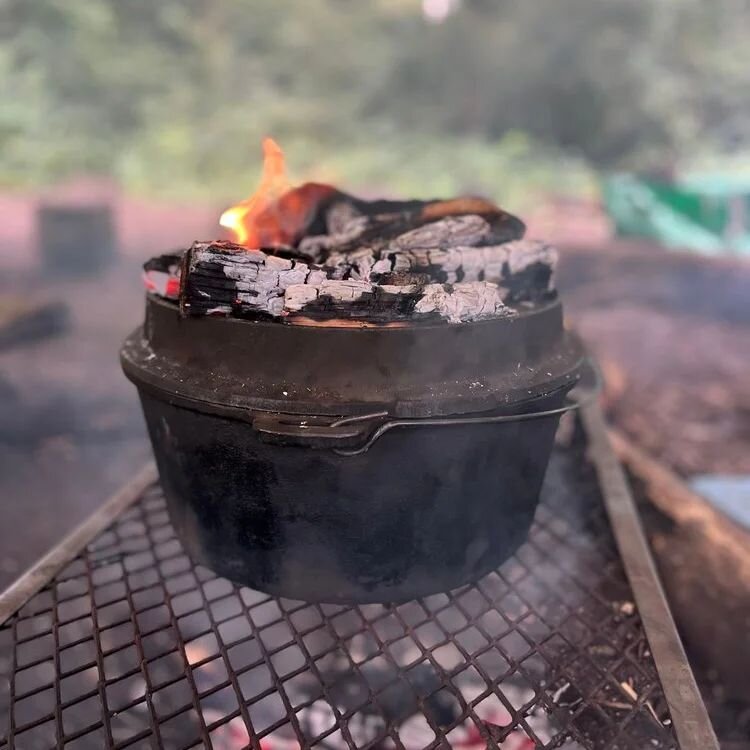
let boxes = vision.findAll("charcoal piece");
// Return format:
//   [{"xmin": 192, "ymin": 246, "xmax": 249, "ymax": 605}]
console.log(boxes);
[
  {"xmin": 499, "ymin": 240, "xmax": 558, "ymax": 303},
  {"xmin": 388, "ymin": 215, "xmax": 493, "ymax": 251},
  {"xmin": 285, "ymin": 279, "xmax": 507, "ymax": 323},
  {"xmin": 143, "ymin": 250, "xmax": 184, "ymax": 273},
  {"xmin": 374, "ymin": 271, "xmax": 433, "ymax": 287},
  {"xmin": 313, "ymin": 199, "xmax": 525, "ymax": 260},
  {"xmin": 389, "ymin": 239, "xmax": 557, "ymax": 303},
  {"xmin": 180, "ymin": 240, "xmax": 321, "ymax": 318},
  {"xmin": 413, "ymin": 282, "xmax": 508, "ymax": 323},
  {"xmin": 289, "ymin": 283, "xmax": 424, "ymax": 322},
  {"xmin": 501, "ymin": 261, "xmax": 555, "ymax": 304}
]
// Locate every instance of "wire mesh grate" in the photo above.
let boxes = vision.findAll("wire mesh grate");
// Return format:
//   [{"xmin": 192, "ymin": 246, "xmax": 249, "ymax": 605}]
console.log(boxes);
[{"xmin": 0, "ymin": 438, "xmax": 679, "ymax": 749}]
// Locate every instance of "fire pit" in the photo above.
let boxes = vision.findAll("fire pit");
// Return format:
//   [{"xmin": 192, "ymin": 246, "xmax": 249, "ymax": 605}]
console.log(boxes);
[{"xmin": 121, "ymin": 140, "xmax": 585, "ymax": 603}]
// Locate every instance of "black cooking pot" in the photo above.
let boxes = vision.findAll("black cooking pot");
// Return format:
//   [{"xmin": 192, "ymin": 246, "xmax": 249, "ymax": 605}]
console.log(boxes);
[{"xmin": 121, "ymin": 294, "xmax": 585, "ymax": 603}]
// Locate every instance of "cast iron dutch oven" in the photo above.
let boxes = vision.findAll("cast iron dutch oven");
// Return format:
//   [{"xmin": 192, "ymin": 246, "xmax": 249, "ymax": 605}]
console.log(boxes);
[{"xmin": 121, "ymin": 294, "xmax": 586, "ymax": 603}]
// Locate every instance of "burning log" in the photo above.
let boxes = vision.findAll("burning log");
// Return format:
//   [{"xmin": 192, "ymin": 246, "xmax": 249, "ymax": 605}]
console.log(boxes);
[
  {"xmin": 180, "ymin": 240, "xmax": 510, "ymax": 323},
  {"xmin": 179, "ymin": 242, "xmax": 326, "ymax": 317},
  {"xmin": 177, "ymin": 236, "xmax": 556, "ymax": 323},
  {"xmin": 297, "ymin": 198, "xmax": 525, "ymax": 262},
  {"xmin": 284, "ymin": 279, "xmax": 508, "ymax": 323},
  {"xmin": 150, "ymin": 138, "xmax": 557, "ymax": 325},
  {"xmin": 177, "ymin": 228, "xmax": 555, "ymax": 323}
]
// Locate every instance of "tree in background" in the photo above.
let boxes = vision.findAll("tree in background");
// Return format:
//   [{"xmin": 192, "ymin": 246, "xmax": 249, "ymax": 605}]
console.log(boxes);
[{"xmin": 0, "ymin": 0, "xmax": 748, "ymax": 199}]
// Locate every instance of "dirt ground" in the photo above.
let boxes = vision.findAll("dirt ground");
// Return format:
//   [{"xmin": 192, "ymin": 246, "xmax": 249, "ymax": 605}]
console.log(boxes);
[
  {"xmin": 556, "ymin": 243, "xmax": 750, "ymax": 749},
  {"xmin": 557, "ymin": 242, "xmax": 750, "ymax": 478}
]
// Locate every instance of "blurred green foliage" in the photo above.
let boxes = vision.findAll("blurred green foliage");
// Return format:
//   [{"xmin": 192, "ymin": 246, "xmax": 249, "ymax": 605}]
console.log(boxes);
[{"xmin": 1, "ymin": 0, "xmax": 748, "ymax": 206}]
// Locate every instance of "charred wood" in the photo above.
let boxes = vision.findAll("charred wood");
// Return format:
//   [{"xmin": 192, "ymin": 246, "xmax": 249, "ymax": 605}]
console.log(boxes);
[
  {"xmin": 284, "ymin": 279, "xmax": 508, "ymax": 323},
  {"xmin": 178, "ymin": 240, "xmax": 511, "ymax": 323},
  {"xmin": 172, "ymin": 197, "xmax": 550, "ymax": 324}
]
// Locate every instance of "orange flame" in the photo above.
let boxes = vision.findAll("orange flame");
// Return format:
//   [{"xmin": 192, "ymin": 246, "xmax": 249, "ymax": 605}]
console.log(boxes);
[
  {"xmin": 220, "ymin": 137, "xmax": 291, "ymax": 246},
  {"xmin": 220, "ymin": 139, "xmax": 337, "ymax": 249}
]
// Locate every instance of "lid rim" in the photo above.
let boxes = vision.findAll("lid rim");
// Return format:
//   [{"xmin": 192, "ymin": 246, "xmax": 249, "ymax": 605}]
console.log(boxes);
[
  {"xmin": 122, "ymin": 293, "xmax": 584, "ymax": 419},
  {"xmin": 121, "ymin": 329, "xmax": 585, "ymax": 419}
]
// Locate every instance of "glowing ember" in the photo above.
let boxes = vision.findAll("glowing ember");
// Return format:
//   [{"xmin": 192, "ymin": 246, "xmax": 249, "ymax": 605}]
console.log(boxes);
[{"xmin": 219, "ymin": 137, "xmax": 335, "ymax": 249}]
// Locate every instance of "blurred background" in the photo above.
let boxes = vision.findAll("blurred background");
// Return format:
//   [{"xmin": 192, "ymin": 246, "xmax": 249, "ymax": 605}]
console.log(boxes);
[{"xmin": 1, "ymin": 1, "xmax": 749, "ymax": 744}]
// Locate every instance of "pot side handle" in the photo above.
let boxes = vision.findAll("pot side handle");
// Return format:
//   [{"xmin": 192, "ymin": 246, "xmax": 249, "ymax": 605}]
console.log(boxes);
[
  {"xmin": 251, "ymin": 412, "xmax": 388, "ymax": 449},
  {"xmin": 251, "ymin": 359, "xmax": 601, "ymax": 455}
]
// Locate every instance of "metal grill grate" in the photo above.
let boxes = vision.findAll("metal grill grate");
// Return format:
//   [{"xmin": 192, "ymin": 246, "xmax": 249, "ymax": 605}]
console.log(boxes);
[{"xmin": 0, "ymin": 435, "xmax": 682, "ymax": 749}]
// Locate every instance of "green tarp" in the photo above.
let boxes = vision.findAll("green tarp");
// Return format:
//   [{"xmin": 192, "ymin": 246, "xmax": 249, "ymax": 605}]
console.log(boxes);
[{"xmin": 603, "ymin": 174, "xmax": 750, "ymax": 256}]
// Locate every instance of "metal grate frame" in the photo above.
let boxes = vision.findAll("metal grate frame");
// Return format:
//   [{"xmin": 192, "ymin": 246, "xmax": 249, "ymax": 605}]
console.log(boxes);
[{"xmin": 0, "ymin": 407, "xmax": 717, "ymax": 749}]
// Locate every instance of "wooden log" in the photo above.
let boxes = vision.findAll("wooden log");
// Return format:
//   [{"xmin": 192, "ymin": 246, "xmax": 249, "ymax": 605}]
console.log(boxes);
[
  {"xmin": 177, "ymin": 225, "xmax": 554, "ymax": 322},
  {"xmin": 284, "ymin": 279, "xmax": 508, "ymax": 323},
  {"xmin": 179, "ymin": 240, "xmax": 510, "ymax": 323},
  {"xmin": 179, "ymin": 241, "xmax": 325, "ymax": 317},
  {"xmin": 610, "ymin": 428, "xmax": 750, "ymax": 701},
  {"xmin": 298, "ymin": 198, "xmax": 526, "ymax": 263},
  {"xmin": 325, "ymin": 234, "xmax": 557, "ymax": 303}
]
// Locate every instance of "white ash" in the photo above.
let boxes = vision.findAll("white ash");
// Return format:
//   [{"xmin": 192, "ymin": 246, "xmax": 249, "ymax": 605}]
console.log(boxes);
[
  {"xmin": 414, "ymin": 282, "xmax": 508, "ymax": 323},
  {"xmin": 377, "ymin": 283, "xmax": 419, "ymax": 295},
  {"xmin": 319, "ymin": 278, "xmax": 374, "ymax": 302},
  {"xmin": 235, "ymin": 292, "xmax": 285, "ymax": 316},
  {"xmin": 390, "ymin": 239, "xmax": 557, "ymax": 287},
  {"xmin": 283, "ymin": 279, "xmax": 373, "ymax": 312},
  {"xmin": 181, "ymin": 228, "xmax": 556, "ymax": 322},
  {"xmin": 283, "ymin": 277, "xmax": 506, "ymax": 322},
  {"xmin": 297, "ymin": 208, "xmax": 369, "ymax": 260},
  {"xmin": 389, "ymin": 215, "xmax": 492, "ymax": 251},
  {"xmin": 283, "ymin": 284, "xmax": 320, "ymax": 311},
  {"xmin": 326, "ymin": 201, "xmax": 366, "ymax": 235},
  {"xmin": 323, "ymin": 247, "xmax": 378, "ymax": 280},
  {"xmin": 503, "ymin": 239, "xmax": 558, "ymax": 277},
  {"xmin": 306, "ymin": 268, "xmax": 328, "ymax": 285},
  {"xmin": 219, "ymin": 252, "xmax": 310, "ymax": 291}
]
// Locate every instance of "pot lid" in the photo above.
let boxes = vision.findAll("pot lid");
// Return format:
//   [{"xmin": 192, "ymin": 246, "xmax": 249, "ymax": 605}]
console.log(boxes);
[{"xmin": 121, "ymin": 294, "xmax": 584, "ymax": 418}]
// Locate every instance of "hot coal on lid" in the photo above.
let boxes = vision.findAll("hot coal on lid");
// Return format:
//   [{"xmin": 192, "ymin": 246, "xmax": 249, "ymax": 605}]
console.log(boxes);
[{"xmin": 146, "ymin": 189, "xmax": 557, "ymax": 325}]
